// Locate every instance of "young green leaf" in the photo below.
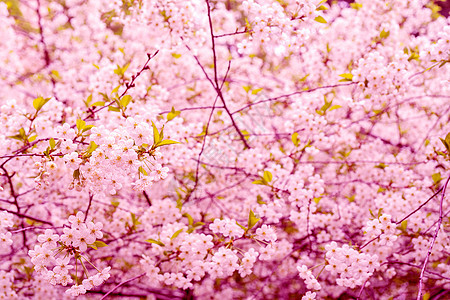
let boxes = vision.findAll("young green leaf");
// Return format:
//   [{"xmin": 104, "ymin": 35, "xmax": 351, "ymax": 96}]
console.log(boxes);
[
  {"xmin": 171, "ymin": 228, "xmax": 184, "ymax": 240},
  {"xmin": 156, "ymin": 140, "xmax": 181, "ymax": 147},
  {"xmin": 145, "ymin": 238, "xmax": 165, "ymax": 247},
  {"xmin": 167, "ymin": 107, "xmax": 181, "ymax": 121},
  {"xmin": 111, "ymin": 85, "xmax": 121, "ymax": 95},
  {"xmin": 400, "ymin": 220, "xmax": 408, "ymax": 232},
  {"xmin": 49, "ymin": 138, "xmax": 56, "ymax": 149},
  {"xmin": 314, "ymin": 16, "xmax": 327, "ymax": 24},
  {"xmin": 33, "ymin": 96, "xmax": 51, "ymax": 112},
  {"xmin": 379, "ymin": 30, "xmax": 390, "ymax": 39},
  {"xmin": 76, "ymin": 119, "xmax": 86, "ymax": 132},
  {"xmin": 152, "ymin": 121, "xmax": 160, "ymax": 144},
  {"xmin": 91, "ymin": 101, "xmax": 105, "ymax": 107},
  {"xmin": 183, "ymin": 213, "xmax": 194, "ymax": 226},
  {"xmin": 94, "ymin": 240, "xmax": 108, "ymax": 248},
  {"xmin": 138, "ymin": 166, "xmax": 148, "ymax": 176},
  {"xmin": 263, "ymin": 170, "xmax": 272, "ymax": 183},
  {"xmin": 291, "ymin": 132, "xmax": 299, "ymax": 147},
  {"xmin": 252, "ymin": 179, "xmax": 266, "ymax": 185},
  {"xmin": 120, "ymin": 95, "xmax": 132, "ymax": 108},
  {"xmin": 339, "ymin": 73, "xmax": 353, "ymax": 81},
  {"xmin": 248, "ymin": 210, "xmax": 260, "ymax": 230}
]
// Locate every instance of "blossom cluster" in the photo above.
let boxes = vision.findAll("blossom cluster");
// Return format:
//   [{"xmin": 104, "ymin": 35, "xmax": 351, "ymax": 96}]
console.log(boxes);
[
  {"xmin": 0, "ymin": 210, "xmax": 14, "ymax": 250},
  {"xmin": 325, "ymin": 242, "xmax": 380, "ymax": 288},
  {"xmin": 28, "ymin": 212, "xmax": 110, "ymax": 296},
  {"xmin": 0, "ymin": 0, "xmax": 449, "ymax": 299}
]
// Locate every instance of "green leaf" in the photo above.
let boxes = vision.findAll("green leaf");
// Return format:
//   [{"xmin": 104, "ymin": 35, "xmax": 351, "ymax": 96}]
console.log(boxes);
[
  {"xmin": 432, "ymin": 173, "xmax": 442, "ymax": 184},
  {"xmin": 379, "ymin": 29, "xmax": 390, "ymax": 39},
  {"xmin": 291, "ymin": 132, "xmax": 299, "ymax": 147},
  {"xmin": 171, "ymin": 53, "xmax": 182, "ymax": 59},
  {"xmin": 159, "ymin": 126, "xmax": 164, "ymax": 141},
  {"xmin": 329, "ymin": 105, "xmax": 342, "ymax": 111},
  {"xmin": 138, "ymin": 166, "xmax": 148, "ymax": 176},
  {"xmin": 145, "ymin": 238, "xmax": 165, "ymax": 247},
  {"xmin": 91, "ymin": 101, "xmax": 105, "ymax": 107},
  {"xmin": 33, "ymin": 96, "xmax": 50, "ymax": 112},
  {"xmin": 76, "ymin": 119, "xmax": 86, "ymax": 132},
  {"xmin": 183, "ymin": 213, "xmax": 194, "ymax": 226},
  {"xmin": 377, "ymin": 208, "xmax": 384, "ymax": 219},
  {"xmin": 28, "ymin": 135, "xmax": 37, "ymax": 142},
  {"xmin": 339, "ymin": 73, "xmax": 353, "ymax": 81},
  {"xmin": 120, "ymin": 95, "xmax": 132, "ymax": 108},
  {"xmin": 94, "ymin": 240, "xmax": 108, "ymax": 248},
  {"xmin": 423, "ymin": 292, "xmax": 430, "ymax": 300},
  {"xmin": 350, "ymin": 3, "xmax": 363, "ymax": 9},
  {"xmin": 111, "ymin": 85, "xmax": 121, "ymax": 95},
  {"xmin": 257, "ymin": 195, "xmax": 267, "ymax": 205},
  {"xmin": 251, "ymin": 88, "xmax": 263, "ymax": 95},
  {"xmin": 114, "ymin": 62, "xmax": 130, "ymax": 76},
  {"xmin": 314, "ymin": 16, "xmax": 327, "ymax": 24},
  {"xmin": 8, "ymin": 128, "xmax": 27, "ymax": 141},
  {"xmin": 299, "ymin": 74, "xmax": 310, "ymax": 82},
  {"xmin": 263, "ymin": 170, "xmax": 272, "ymax": 183},
  {"xmin": 193, "ymin": 222, "xmax": 204, "ymax": 227},
  {"xmin": 252, "ymin": 179, "xmax": 266, "ymax": 185},
  {"xmin": 440, "ymin": 132, "xmax": 450, "ymax": 152},
  {"xmin": 171, "ymin": 229, "xmax": 184, "ymax": 240},
  {"xmin": 243, "ymin": 85, "xmax": 252, "ymax": 93},
  {"xmin": 131, "ymin": 213, "xmax": 140, "ymax": 226},
  {"xmin": 167, "ymin": 107, "xmax": 181, "ymax": 121},
  {"xmin": 248, "ymin": 210, "xmax": 260, "ymax": 230},
  {"xmin": 85, "ymin": 94, "xmax": 93, "ymax": 106},
  {"xmin": 236, "ymin": 221, "xmax": 247, "ymax": 231},
  {"xmin": 108, "ymin": 106, "xmax": 120, "ymax": 112},
  {"xmin": 400, "ymin": 220, "xmax": 408, "ymax": 232},
  {"xmin": 375, "ymin": 163, "xmax": 387, "ymax": 169},
  {"xmin": 152, "ymin": 121, "xmax": 160, "ymax": 144},
  {"xmin": 82, "ymin": 125, "xmax": 95, "ymax": 133},
  {"xmin": 408, "ymin": 52, "xmax": 420, "ymax": 61},
  {"xmin": 49, "ymin": 138, "xmax": 56, "ymax": 149},
  {"xmin": 156, "ymin": 140, "xmax": 181, "ymax": 147}
]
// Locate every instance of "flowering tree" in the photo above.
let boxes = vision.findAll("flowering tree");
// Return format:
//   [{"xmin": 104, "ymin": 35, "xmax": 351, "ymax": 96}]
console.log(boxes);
[{"xmin": 0, "ymin": 0, "xmax": 449, "ymax": 299}]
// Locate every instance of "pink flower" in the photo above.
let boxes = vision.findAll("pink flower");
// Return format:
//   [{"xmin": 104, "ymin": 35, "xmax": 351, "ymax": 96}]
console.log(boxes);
[
  {"xmin": 64, "ymin": 152, "xmax": 82, "ymax": 170},
  {"xmin": 37, "ymin": 229, "xmax": 60, "ymax": 248},
  {"xmin": 56, "ymin": 123, "xmax": 76, "ymax": 140},
  {"xmin": 65, "ymin": 284, "xmax": 86, "ymax": 296}
]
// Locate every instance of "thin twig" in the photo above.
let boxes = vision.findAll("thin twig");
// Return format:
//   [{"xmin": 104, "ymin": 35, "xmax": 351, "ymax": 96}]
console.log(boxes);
[
  {"xmin": 417, "ymin": 174, "xmax": 449, "ymax": 300},
  {"xmin": 84, "ymin": 193, "xmax": 93, "ymax": 222},
  {"xmin": 100, "ymin": 273, "xmax": 146, "ymax": 299},
  {"xmin": 185, "ymin": 61, "xmax": 232, "ymax": 203},
  {"xmin": 204, "ymin": 0, "xmax": 251, "ymax": 148},
  {"xmin": 395, "ymin": 185, "xmax": 445, "ymax": 225},
  {"xmin": 85, "ymin": 51, "xmax": 159, "ymax": 120}
]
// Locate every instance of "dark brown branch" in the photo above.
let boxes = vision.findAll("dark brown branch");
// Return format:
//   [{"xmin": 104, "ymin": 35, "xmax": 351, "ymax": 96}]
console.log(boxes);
[
  {"xmin": 204, "ymin": 0, "xmax": 250, "ymax": 149},
  {"xmin": 417, "ymin": 174, "xmax": 450, "ymax": 300}
]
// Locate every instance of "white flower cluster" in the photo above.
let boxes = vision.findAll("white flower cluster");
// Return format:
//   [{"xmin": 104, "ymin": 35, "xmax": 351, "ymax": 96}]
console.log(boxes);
[
  {"xmin": 209, "ymin": 218, "xmax": 245, "ymax": 239},
  {"xmin": 0, "ymin": 210, "xmax": 14, "ymax": 250},
  {"xmin": 28, "ymin": 212, "xmax": 110, "ymax": 296},
  {"xmin": 297, "ymin": 264, "xmax": 321, "ymax": 290},
  {"xmin": 363, "ymin": 213, "xmax": 398, "ymax": 246},
  {"xmin": 0, "ymin": 270, "xmax": 17, "ymax": 299},
  {"xmin": 325, "ymin": 242, "xmax": 380, "ymax": 288}
]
